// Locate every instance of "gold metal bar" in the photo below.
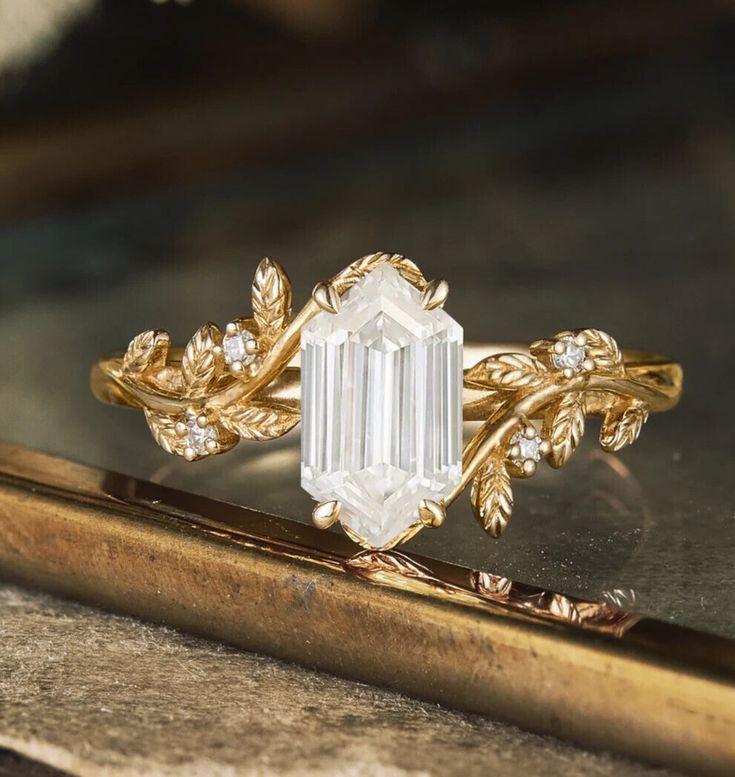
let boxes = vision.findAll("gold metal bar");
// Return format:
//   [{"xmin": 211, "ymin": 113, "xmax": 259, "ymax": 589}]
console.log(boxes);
[{"xmin": 0, "ymin": 442, "xmax": 732, "ymax": 776}]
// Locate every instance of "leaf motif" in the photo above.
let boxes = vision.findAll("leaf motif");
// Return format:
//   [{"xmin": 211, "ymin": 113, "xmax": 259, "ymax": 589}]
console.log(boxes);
[
  {"xmin": 331, "ymin": 252, "xmax": 426, "ymax": 294},
  {"xmin": 123, "ymin": 329, "xmax": 170, "ymax": 375},
  {"xmin": 347, "ymin": 551, "xmax": 435, "ymax": 581},
  {"xmin": 464, "ymin": 352, "xmax": 546, "ymax": 390},
  {"xmin": 144, "ymin": 409, "xmax": 186, "ymax": 456},
  {"xmin": 528, "ymin": 338, "xmax": 555, "ymax": 365},
  {"xmin": 181, "ymin": 323, "xmax": 223, "ymax": 395},
  {"xmin": 553, "ymin": 328, "xmax": 623, "ymax": 375},
  {"xmin": 549, "ymin": 594, "xmax": 581, "ymax": 624},
  {"xmin": 471, "ymin": 458, "xmax": 513, "ymax": 538},
  {"xmin": 600, "ymin": 400, "xmax": 649, "ymax": 452},
  {"xmin": 531, "ymin": 329, "xmax": 624, "ymax": 376},
  {"xmin": 144, "ymin": 409, "xmax": 238, "ymax": 458},
  {"xmin": 252, "ymin": 257, "xmax": 292, "ymax": 344},
  {"xmin": 547, "ymin": 391, "xmax": 585, "ymax": 468},
  {"xmin": 578, "ymin": 329, "xmax": 624, "ymax": 375},
  {"xmin": 223, "ymin": 401, "xmax": 300, "ymax": 441}
]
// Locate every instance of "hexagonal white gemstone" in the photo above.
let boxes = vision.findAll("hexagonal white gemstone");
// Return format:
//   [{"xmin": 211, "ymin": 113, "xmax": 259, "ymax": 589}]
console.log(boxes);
[{"xmin": 300, "ymin": 264, "xmax": 463, "ymax": 548}]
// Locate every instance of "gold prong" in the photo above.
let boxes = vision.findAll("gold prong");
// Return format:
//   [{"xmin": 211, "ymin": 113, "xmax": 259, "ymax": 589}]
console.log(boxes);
[
  {"xmin": 312, "ymin": 282, "xmax": 341, "ymax": 314},
  {"xmin": 245, "ymin": 338, "xmax": 259, "ymax": 355},
  {"xmin": 522, "ymin": 460, "xmax": 537, "ymax": 476},
  {"xmin": 523, "ymin": 425, "xmax": 536, "ymax": 439},
  {"xmin": 509, "ymin": 444, "xmax": 521, "ymax": 460},
  {"xmin": 582, "ymin": 358, "xmax": 596, "ymax": 372},
  {"xmin": 196, "ymin": 414, "xmax": 208, "ymax": 429},
  {"xmin": 183, "ymin": 447, "xmax": 196, "ymax": 462},
  {"xmin": 418, "ymin": 499, "xmax": 445, "ymax": 528},
  {"xmin": 554, "ymin": 340, "xmax": 566, "ymax": 355},
  {"xmin": 205, "ymin": 439, "xmax": 218, "ymax": 453},
  {"xmin": 539, "ymin": 440, "xmax": 552, "ymax": 456},
  {"xmin": 230, "ymin": 360, "xmax": 244, "ymax": 375},
  {"xmin": 420, "ymin": 279, "xmax": 449, "ymax": 310},
  {"xmin": 226, "ymin": 322, "xmax": 238, "ymax": 336},
  {"xmin": 212, "ymin": 345, "xmax": 223, "ymax": 357},
  {"xmin": 563, "ymin": 368, "xmax": 574, "ymax": 379},
  {"xmin": 175, "ymin": 422, "xmax": 187, "ymax": 437},
  {"xmin": 312, "ymin": 500, "xmax": 341, "ymax": 529},
  {"xmin": 575, "ymin": 333, "xmax": 587, "ymax": 347}
]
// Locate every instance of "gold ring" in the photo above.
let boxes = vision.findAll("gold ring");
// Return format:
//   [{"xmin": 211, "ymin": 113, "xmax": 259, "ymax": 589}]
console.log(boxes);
[{"xmin": 92, "ymin": 253, "xmax": 683, "ymax": 550}]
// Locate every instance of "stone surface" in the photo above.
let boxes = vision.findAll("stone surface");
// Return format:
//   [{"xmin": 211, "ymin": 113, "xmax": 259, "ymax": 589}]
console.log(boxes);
[
  {"xmin": 185, "ymin": 420, "xmax": 216, "ymax": 455},
  {"xmin": 222, "ymin": 332, "xmax": 256, "ymax": 366},
  {"xmin": 300, "ymin": 264, "xmax": 463, "ymax": 548},
  {"xmin": 514, "ymin": 433, "xmax": 543, "ymax": 465},
  {"xmin": 552, "ymin": 337, "xmax": 586, "ymax": 372},
  {"xmin": 0, "ymin": 585, "xmax": 682, "ymax": 777}
]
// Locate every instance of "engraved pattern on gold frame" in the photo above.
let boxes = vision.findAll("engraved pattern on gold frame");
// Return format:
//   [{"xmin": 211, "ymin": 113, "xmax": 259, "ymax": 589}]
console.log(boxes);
[{"xmin": 92, "ymin": 253, "xmax": 683, "ymax": 548}]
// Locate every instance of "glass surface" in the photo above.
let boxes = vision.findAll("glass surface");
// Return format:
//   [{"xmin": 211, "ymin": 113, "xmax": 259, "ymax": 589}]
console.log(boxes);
[{"xmin": 1, "ymin": 119, "xmax": 732, "ymax": 639}]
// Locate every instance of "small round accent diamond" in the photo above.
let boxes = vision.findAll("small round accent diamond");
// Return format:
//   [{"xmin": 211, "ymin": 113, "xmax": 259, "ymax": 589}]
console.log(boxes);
[
  {"xmin": 511, "ymin": 431, "xmax": 543, "ymax": 467},
  {"xmin": 552, "ymin": 336, "xmax": 586, "ymax": 373},
  {"xmin": 186, "ymin": 418, "xmax": 217, "ymax": 455},
  {"xmin": 223, "ymin": 331, "xmax": 258, "ymax": 366}
]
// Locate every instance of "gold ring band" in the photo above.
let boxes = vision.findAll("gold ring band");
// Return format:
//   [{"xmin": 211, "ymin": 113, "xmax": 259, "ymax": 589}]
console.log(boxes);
[{"xmin": 91, "ymin": 252, "xmax": 683, "ymax": 550}]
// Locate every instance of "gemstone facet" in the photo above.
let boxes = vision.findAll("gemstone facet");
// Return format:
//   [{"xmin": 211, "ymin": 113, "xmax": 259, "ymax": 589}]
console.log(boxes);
[
  {"xmin": 223, "ymin": 332, "xmax": 257, "ymax": 366},
  {"xmin": 511, "ymin": 431, "xmax": 543, "ymax": 467},
  {"xmin": 300, "ymin": 264, "xmax": 463, "ymax": 548},
  {"xmin": 552, "ymin": 336, "xmax": 586, "ymax": 373},
  {"xmin": 186, "ymin": 419, "xmax": 217, "ymax": 455}
]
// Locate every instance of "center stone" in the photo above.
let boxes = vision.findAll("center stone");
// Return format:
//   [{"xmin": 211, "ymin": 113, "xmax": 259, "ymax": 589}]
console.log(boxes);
[{"xmin": 300, "ymin": 264, "xmax": 463, "ymax": 548}]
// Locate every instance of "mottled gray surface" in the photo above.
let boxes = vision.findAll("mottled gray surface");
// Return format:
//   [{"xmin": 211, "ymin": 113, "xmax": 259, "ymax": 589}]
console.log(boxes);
[{"xmin": 0, "ymin": 585, "xmax": 680, "ymax": 777}]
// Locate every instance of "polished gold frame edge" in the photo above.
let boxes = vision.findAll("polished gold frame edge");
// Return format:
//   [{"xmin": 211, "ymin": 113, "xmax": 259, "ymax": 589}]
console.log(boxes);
[{"xmin": 0, "ymin": 443, "xmax": 731, "ymax": 777}]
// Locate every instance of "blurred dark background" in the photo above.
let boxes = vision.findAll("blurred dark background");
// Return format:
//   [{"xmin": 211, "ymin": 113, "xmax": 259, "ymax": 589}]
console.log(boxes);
[{"xmin": 0, "ymin": 0, "xmax": 733, "ymax": 633}]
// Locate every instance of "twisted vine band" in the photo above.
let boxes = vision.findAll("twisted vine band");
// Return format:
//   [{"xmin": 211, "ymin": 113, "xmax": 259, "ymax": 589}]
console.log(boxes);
[{"xmin": 91, "ymin": 253, "xmax": 682, "ymax": 550}]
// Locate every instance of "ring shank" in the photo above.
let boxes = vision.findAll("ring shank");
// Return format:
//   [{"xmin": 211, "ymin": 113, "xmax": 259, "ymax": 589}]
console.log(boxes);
[{"xmin": 91, "ymin": 341, "xmax": 683, "ymax": 421}]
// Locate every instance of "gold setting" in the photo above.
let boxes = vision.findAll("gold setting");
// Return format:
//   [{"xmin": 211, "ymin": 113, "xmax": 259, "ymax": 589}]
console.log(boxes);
[{"xmin": 92, "ymin": 252, "xmax": 683, "ymax": 548}]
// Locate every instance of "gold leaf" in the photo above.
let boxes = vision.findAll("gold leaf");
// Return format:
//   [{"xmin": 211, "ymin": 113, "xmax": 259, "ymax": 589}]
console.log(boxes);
[
  {"xmin": 547, "ymin": 391, "xmax": 585, "ymax": 468},
  {"xmin": 600, "ymin": 400, "xmax": 649, "ymax": 452},
  {"xmin": 331, "ymin": 252, "xmax": 426, "ymax": 294},
  {"xmin": 471, "ymin": 458, "xmax": 513, "ymax": 538},
  {"xmin": 529, "ymin": 338, "xmax": 555, "ymax": 364},
  {"xmin": 553, "ymin": 328, "xmax": 623, "ymax": 375},
  {"xmin": 123, "ymin": 329, "xmax": 170, "ymax": 375},
  {"xmin": 347, "ymin": 551, "xmax": 435, "ymax": 582},
  {"xmin": 549, "ymin": 594, "xmax": 581, "ymax": 624},
  {"xmin": 252, "ymin": 257, "xmax": 292, "ymax": 344},
  {"xmin": 464, "ymin": 352, "xmax": 546, "ymax": 390},
  {"xmin": 579, "ymin": 329, "xmax": 624, "ymax": 375},
  {"xmin": 181, "ymin": 323, "xmax": 223, "ymax": 395},
  {"xmin": 531, "ymin": 329, "xmax": 624, "ymax": 375},
  {"xmin": 223, "ymin": 401, "xmax": 300, "ymax": 441},
  {"xmin": 144, "ymin": 409, "xmax": 238, "ymax": 459},
  {"xmin": 144, "ymin": 409, "xmax": 187, "ymax": 456}
]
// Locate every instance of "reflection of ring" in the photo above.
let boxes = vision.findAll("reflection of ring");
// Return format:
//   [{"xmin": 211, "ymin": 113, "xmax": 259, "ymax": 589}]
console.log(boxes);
[{"xmin": 91, "ymin": 253, "xmax": 683, "ymax": 550}]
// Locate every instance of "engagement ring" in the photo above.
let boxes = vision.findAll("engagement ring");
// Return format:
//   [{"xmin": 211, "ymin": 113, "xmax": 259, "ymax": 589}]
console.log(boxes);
[{"xmin": 92, "ymin": 253, "xmax": 683, "ymax": 550}]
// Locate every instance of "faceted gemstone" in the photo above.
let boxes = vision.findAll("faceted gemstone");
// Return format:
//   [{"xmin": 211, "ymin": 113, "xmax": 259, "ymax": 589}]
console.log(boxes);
[
  {"xmin": 552, "ymin": 337, "xmax": 586, "ymax": 372},
  {"xmin": 511, "ymin": 431, "xmax": 542, "ymax": 466},
  {"xmin": 186, "ymin": 419, "xmax": 217, "ymax": 455},
  {"xmin": 300, "ymin": 264, "xmax": 463, "ymax": 548},
  {"xmin": 223, "ymin": 332, "xmax": 257, "ymax": 366}
]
